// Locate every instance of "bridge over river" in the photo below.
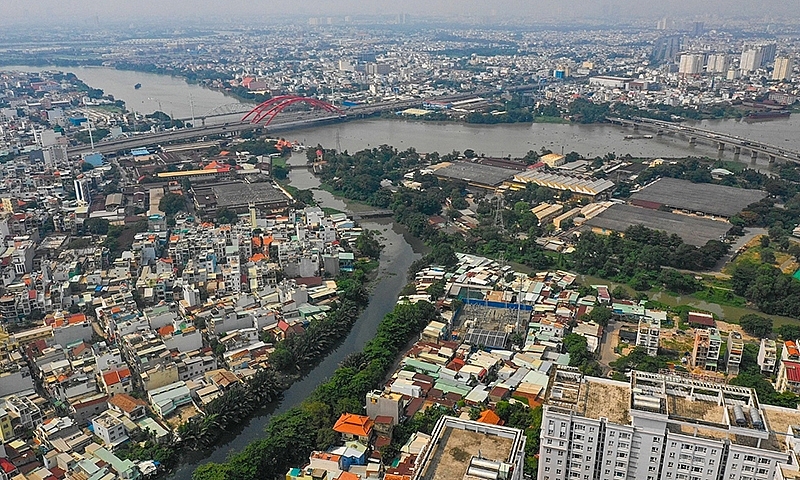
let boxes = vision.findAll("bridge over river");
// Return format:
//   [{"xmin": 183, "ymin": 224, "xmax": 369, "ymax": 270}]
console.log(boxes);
[{"xmin": 608, "ymin": 116, "xmax": 800, "ymax": 164}]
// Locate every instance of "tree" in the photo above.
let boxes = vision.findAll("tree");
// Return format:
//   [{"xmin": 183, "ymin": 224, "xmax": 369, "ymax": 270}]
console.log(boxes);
[
  {"xmin": 581, "ymin": 306, "xmax": 612, "ymax": 327},
  {"xmin": 216, "ymin": 208, "xmax": 238, "ymax": 225},
  {"xmin": 739, "ymin": 314, "xmax": 773, "ymax": 338},
  {"xmin": 355, "ymin": 230, "xmax": 382, "ymax": 260},
  {"xmin": 777, "ymin": 324, "xmax": 800, "ymax": 341},
  {"xmin": 84, "ymin": 218, "xmax": 109, "ymax": 235},
  {"xmin": 159, "ymin": 193, "xmax": 187, "ymax": 216}
]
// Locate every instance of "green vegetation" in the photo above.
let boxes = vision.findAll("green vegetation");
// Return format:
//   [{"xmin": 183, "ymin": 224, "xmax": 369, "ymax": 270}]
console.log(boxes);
[
  {"xmin": 738, "ymin": 314, "xmax": 773, "ymax": 338},
  {"xmin": 610, "ymin": 346, "xmax": 673, "ymax": 373},
  {"xmin": 732, "ymin": 260, "xmax": 800, "ymax": 317},
  {"xmin": 572, "ymin": 227, "xmax": 728, "ymax": 291},
  {"xmin": 193, "ymin": 301, "xmax": 440, "ymax": 480},
  {"xmin": 730, "ymin": 344, "xmax": 799, "ymax": 408},
  {"xmin": 563, "ymin": 333, "xmax": 601, "ymax": 376},
  {"xmin": 158, "ymin": 193, "xmax": 187, "ymax": 216},
  {"xmin": 494, "ymin": 401, "xmax": 543, "ymax": 476}
]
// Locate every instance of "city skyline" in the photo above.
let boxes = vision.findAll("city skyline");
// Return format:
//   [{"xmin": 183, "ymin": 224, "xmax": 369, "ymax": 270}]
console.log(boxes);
[{"xmin": 2, "ymin": 0, "xmax": 799, "ymax": 26}]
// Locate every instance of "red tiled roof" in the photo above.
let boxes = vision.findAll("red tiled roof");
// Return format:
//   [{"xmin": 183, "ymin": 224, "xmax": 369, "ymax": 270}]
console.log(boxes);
[
  {"xmin": 333, "ymin": 413, "xmax": 374, "ymax": 437},
  {"xmin": 784, "ymin": 360, "xmax": 800, "ymax": 383},
  {"xmin": 374, "ymin": 415, "xmax": 393, "ymax": 425},
  {"xmin": 0, "ymin": 458, "xmax": 16, "ymax": 474},
  {"xmin": 108, "ymin": 393, "xmax": 146, "ymax": 413},
  {"xmin": 688, "ymin": 312, "xmax": 715, "ymax": 327},
  {"xmin": 477, "ymin": 409, "xmax": 503, "ymax": 425}
]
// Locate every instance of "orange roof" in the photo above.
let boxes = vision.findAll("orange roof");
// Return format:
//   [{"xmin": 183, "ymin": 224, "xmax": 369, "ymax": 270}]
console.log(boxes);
[
  {"xmin": 103, "ymin": 370, "xmax": 121, "ymax": 386},
  {"xmin": 108, "ymin": 393, "xmax": 147, "ymax": 413},
  {"xmin": 158, "ymin": 325, "xmax": 175, "ymax": 336},
  {"xmin": 333, "ymin": 413, "xmax": 374, "ymax": 437},
  {"xmin": 384, "ymin": 476, "xmax": 411, "ymax": 480},
  {"xmin": 252, "ymin": 237, "xmax": 262, "ymax": 247},
  {"xmin": 250, "ymin": 253, "xmax": 267, "ymax": 262},
  {"xmin": 337, "ymin": 473, "xmax": 359, "ymax": 480},
  {"xmin": 477, "ymin": 409, "xmax": 503, "ymax": 425}
]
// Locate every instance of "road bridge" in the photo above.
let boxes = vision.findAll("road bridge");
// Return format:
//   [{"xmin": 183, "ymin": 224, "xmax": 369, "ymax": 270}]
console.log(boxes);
[
  {"xmin": 68, "ymin": 91, "xmax": 499, "ymax": 157},
  {"xmin": 607, "ymin": 116, "xmax": 800, "ymax": 164}
]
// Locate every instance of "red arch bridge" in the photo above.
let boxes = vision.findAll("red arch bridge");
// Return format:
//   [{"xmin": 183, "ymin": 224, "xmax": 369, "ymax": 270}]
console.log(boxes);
[{"xmin": 241, "ymin": 95, "xmax": 343, "ymax": 126}]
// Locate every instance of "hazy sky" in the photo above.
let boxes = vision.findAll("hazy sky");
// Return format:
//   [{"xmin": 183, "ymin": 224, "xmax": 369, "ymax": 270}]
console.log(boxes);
[{"xmin": 1, "ymin": 0, "xmax": 798, "ymax": 25}]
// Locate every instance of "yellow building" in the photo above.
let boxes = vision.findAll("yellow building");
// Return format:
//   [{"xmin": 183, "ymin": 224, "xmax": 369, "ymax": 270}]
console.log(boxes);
[
  {"xmin": 540, "ymin": 153, "xmax": 566, "ymax": 168},
  {"xmin": 0, "ymin": 407, "xmax": 14, "ymax": 442}
]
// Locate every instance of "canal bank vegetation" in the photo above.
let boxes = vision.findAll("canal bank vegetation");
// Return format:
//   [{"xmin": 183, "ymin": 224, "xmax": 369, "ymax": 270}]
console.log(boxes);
[
  {"xmin": 313, "ymin": 145, "xmax": 555, "ymax": 272},
  {"xmin": 192, "ymin": 300, "xmax": 440, "ymax": 480},
  {"xmin": 116, "ymin": 259, "xmax": 374, "ymax": 473}
]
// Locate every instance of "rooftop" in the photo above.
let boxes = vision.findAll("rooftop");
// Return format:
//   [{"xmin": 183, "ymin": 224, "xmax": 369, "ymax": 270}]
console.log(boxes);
[
  {"xmin": 412, "ymin": 416, "xmax": 524, "ymax": 480},
  {"xmin": 630, "ymin": 177, "xmax": 767, "ymax": 218},
  {"xmin": 432, "ymin": 161, "xmax": 516, "ymax": 187},
  {"xmin": 584, "ymin": 203, "xmax": 731, "ymax": 246}
]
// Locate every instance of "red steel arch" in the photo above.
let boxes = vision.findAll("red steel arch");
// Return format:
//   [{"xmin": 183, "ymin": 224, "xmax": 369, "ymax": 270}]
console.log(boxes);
[{"xmin": 242, "ymin": 95, "xmax": 343, "ymax": 126}]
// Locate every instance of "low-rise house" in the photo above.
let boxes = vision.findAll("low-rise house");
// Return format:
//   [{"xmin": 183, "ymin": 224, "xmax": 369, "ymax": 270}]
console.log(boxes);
[
  {"xmin": 108, "ymin": 394, "xmax": 147, "ymax": 421},
  {"xmin": 332, "ymin": 413, "xmax": 374, "ymax": 445},
  {"xmin": 91, "ymin": 410, "xmax": 129, "ymax": 449},
  {"xmin": 148, "ymin": 381, "xmax": 192, "ymax": 418}
]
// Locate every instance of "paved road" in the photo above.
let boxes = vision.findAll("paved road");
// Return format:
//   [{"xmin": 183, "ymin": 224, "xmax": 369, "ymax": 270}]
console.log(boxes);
[
  {"xmin": 598, "ymin": 320, "xmax": 622, "ymax": 373},
  {"xmin": 709, "ymin": 227, "xmax": 767, "ymax": 273}
]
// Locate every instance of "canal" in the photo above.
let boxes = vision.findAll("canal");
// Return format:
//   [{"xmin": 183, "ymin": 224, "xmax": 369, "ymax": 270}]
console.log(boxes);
[{"xmin": 169, "ymin": 155, "xmax": 424, "ymax": 478}]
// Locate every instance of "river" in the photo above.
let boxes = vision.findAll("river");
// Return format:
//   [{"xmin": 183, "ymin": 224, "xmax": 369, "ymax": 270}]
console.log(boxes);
[
  {"xmin": 168, "ymin": 154, "xmax": 423, "ymax": 479},
  {"xmin": 8, "ymin": 64, "xmax": 800, "ymax": 474},
  {"xmin": 4, "ymin": 65, "xmax": 800, "ymax": 166}
]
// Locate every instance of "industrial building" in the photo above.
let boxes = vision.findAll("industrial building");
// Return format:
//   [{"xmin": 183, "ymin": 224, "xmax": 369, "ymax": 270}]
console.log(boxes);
[
  {"xmin": 583, "ymin": 203, "xmax": 731, "ymax": 246},
  {"xmin": 538, "ymin": 367, "xmax": 800, "ymax": 480},
  {"xmin": 510, "ymin": 171, "xmax": 615, "ymax": 200},
  {"xmin": 629, "ymin": 178, "xmax": 767, "ymax": 219},
  {"xmin": 430, "ymin": 161, "xmax": 517, "ymax": 190},
  {"xmin": 191, "ymin": 180, "xmax": 292, "ymax": 214}
]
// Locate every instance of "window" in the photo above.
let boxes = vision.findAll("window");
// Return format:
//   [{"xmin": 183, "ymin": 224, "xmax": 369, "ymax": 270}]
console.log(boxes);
[
  {"xmin": 652, "ymin": 446, "xmax": 659, "ymax": 453},
  {"xmin": 545, "ymin": 467, "xmax": 551, "ymax": 472},
  {"xmin": 758, "ymin": 458, "xmax": 771, "ymax": 464}
]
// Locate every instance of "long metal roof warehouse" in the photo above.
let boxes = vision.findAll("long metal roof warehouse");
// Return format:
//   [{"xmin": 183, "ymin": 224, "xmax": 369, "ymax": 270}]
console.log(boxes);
[
  {"xmin": 584, "ymin": 204, "xmax": 732, "ymax": 246},
  {"xmin": 629, "ymin": 177, "xmax": 767, "ymax": 218}
]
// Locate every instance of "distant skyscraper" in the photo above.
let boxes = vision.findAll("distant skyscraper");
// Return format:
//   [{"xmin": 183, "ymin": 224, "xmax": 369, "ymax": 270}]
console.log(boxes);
[
  {"xmin": 773, "ymin": 56, "xmax": 794, "ymax": 81},
  {"xmin": 657, "ymin": 17, "xmax": 668, "ymax": 30},
  {"xmin": 706, "ymin": 54, "xmax": 729, "ymax": 74},
  {"xmin": 692, "ymin": 21, "xmax": 704, "ymax": 36},
  {"xmin": 740, "ymin": 46, "xmax": 763, "ymax": 73},
  {"xmin": 760, "ymin": 43, "xmax": 777, "ymax": 66},
  {"xmin": 651, "ymin": 35, "xmax": 682, "ymax": 64},
  {"xmin": 679, "ymin": 53, "xmax": 704, "ymax": 75}
]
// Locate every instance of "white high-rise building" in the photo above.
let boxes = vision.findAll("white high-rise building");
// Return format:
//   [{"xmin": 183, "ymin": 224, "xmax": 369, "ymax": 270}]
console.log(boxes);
[
  {"xmin": 740, "ymin": 46, "xmax": 764, "ymax": 73},
  {"xmin": 773, "ymin": 56, "xmax": 794, "ymax": 81},
  {"xmin": 538, "ymin": 367, "xmax": 800, "ymax": 480},
  {"xmin": 679, "ymin": 53, "xmax": 704, "ymax": 75},
  {"xmin": 74, "ymin": 177, "xmax": 91, "ymax": 206},
  {"xmin": 706, "ymin": 54, "xmax": 729, "ymax": 74}
]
